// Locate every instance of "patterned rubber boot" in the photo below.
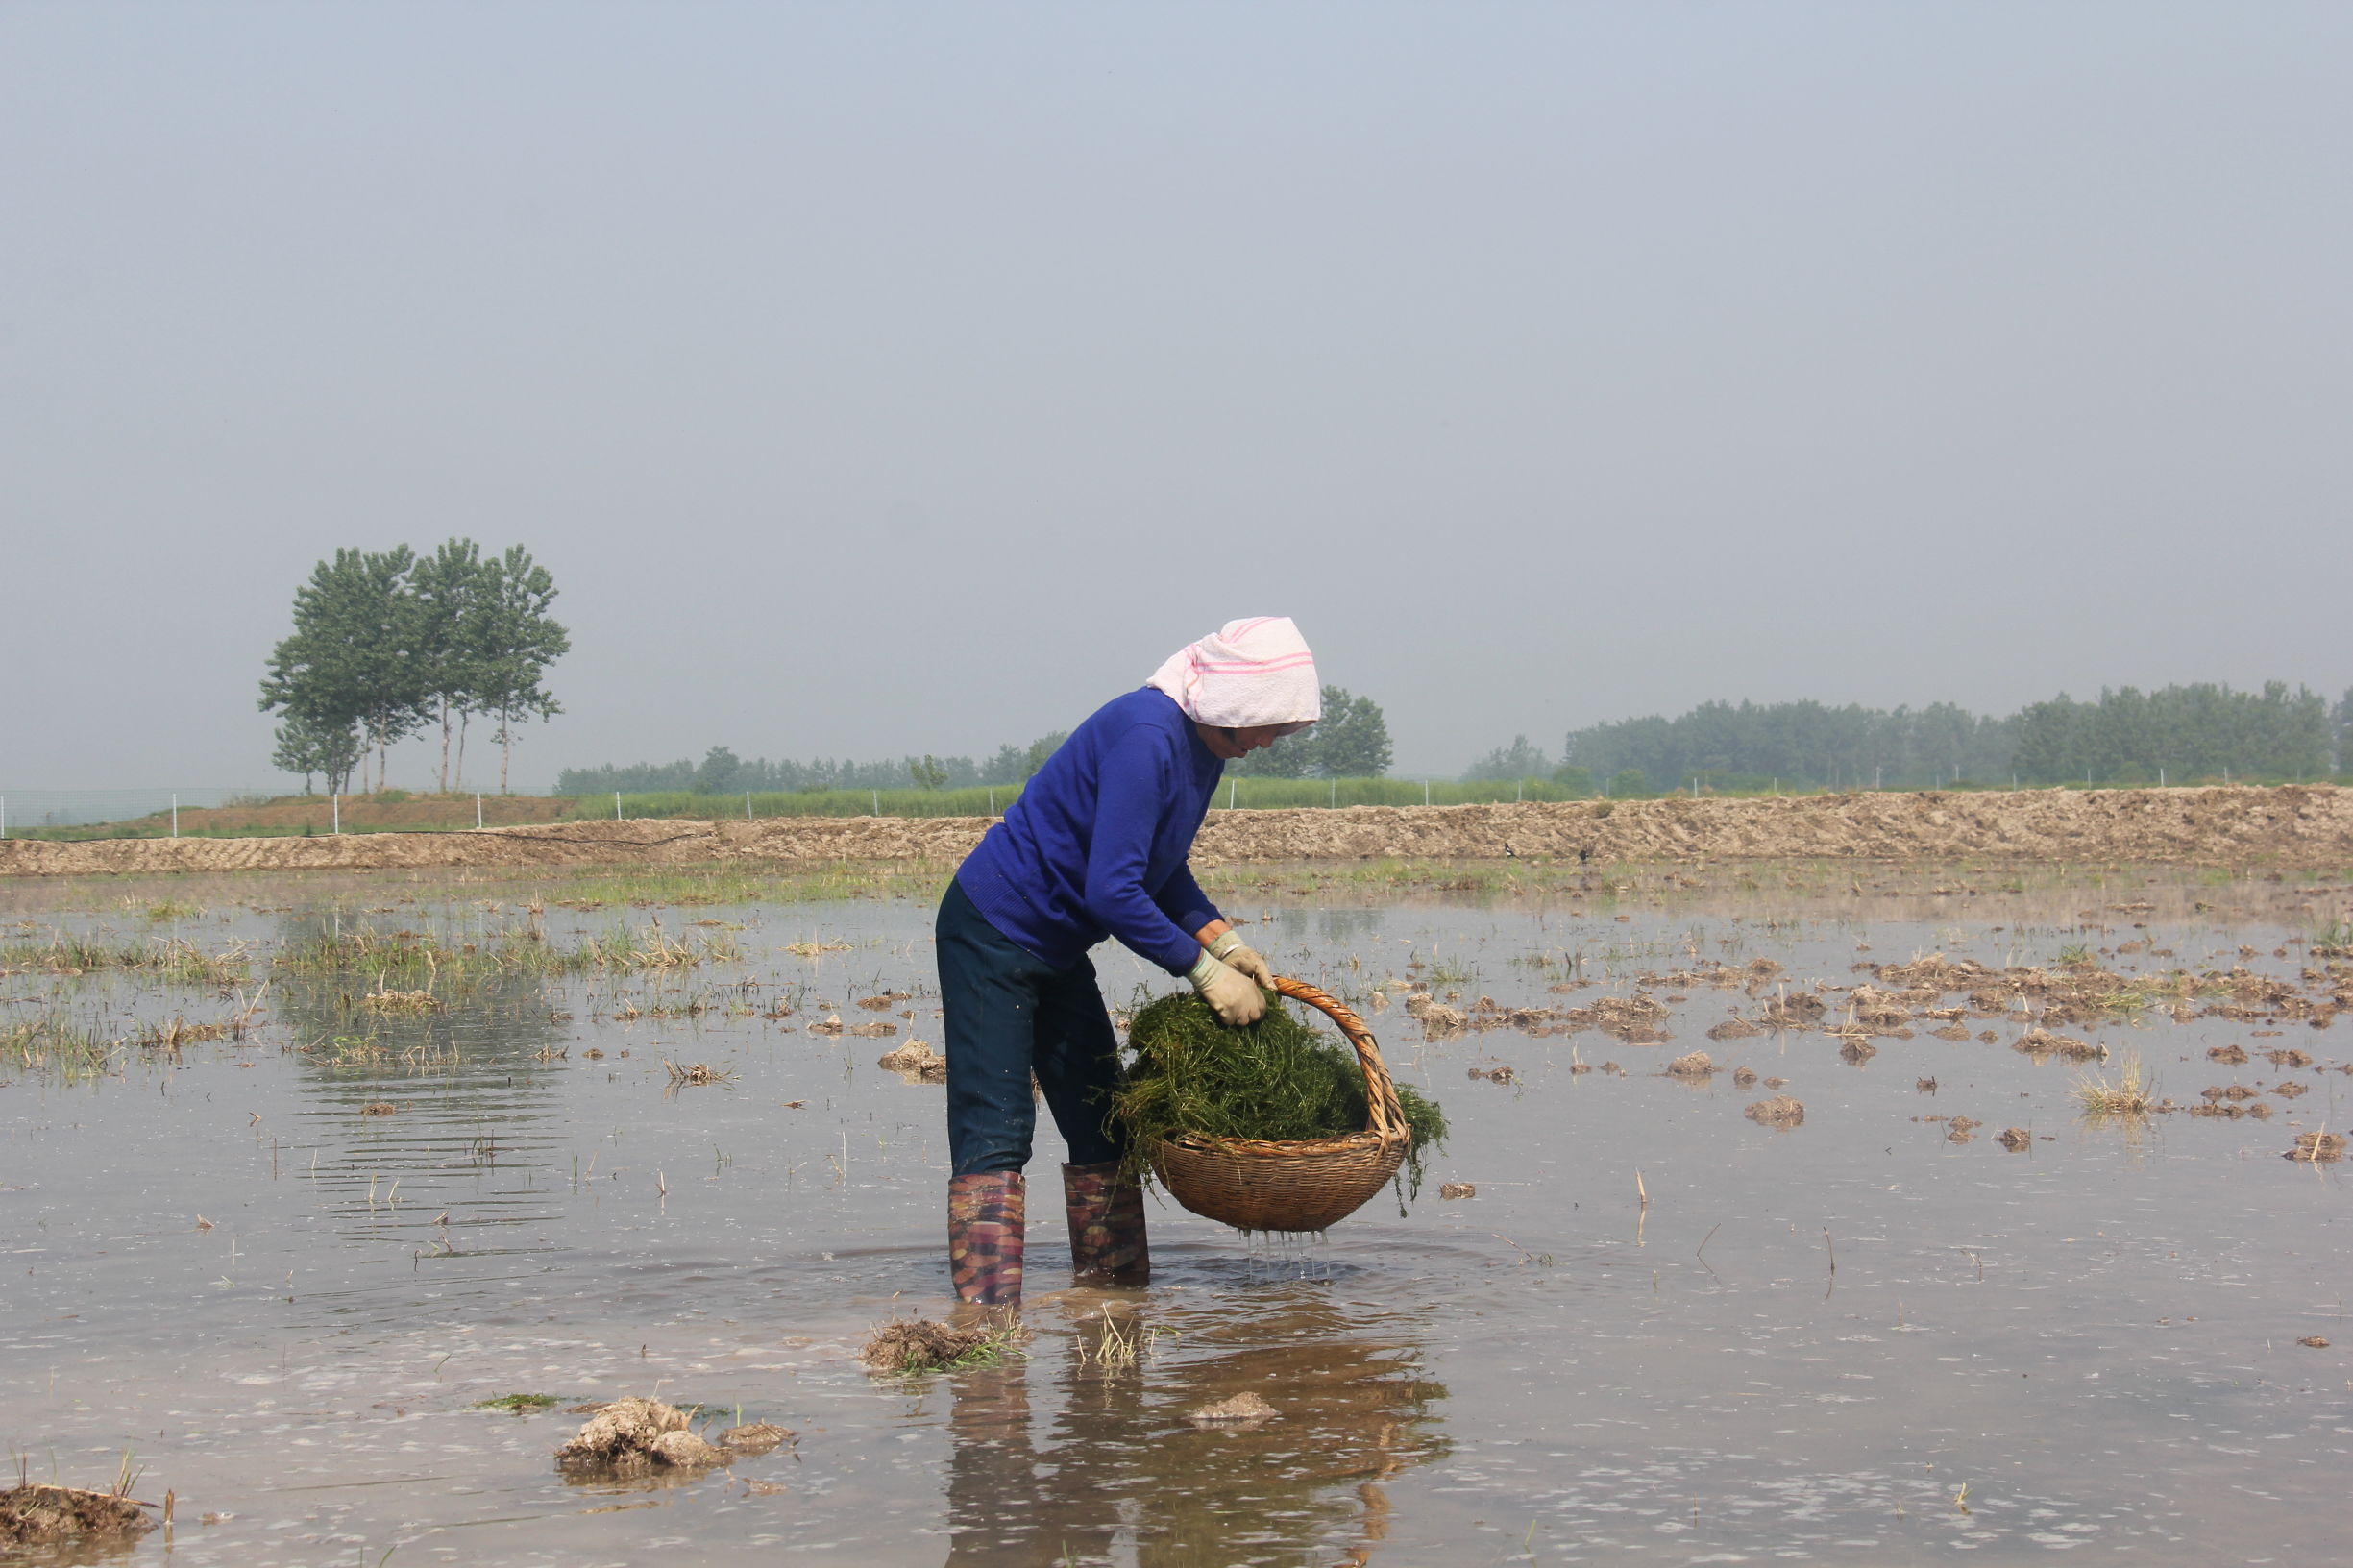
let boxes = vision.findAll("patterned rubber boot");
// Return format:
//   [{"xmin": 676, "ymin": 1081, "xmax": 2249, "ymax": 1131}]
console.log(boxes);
[
  {"xmin": 947, "ymin": 1171, "xmax": 1025, "ymax": 1309},
  {"xmin": 1062, "ymin": 1161, "xmax": 1150, "ymax": 1286}
]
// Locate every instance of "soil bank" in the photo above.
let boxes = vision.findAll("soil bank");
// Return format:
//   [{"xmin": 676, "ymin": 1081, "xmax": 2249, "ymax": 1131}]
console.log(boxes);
[{"xmin": 5, "ymin": 784, "xmax": 2349, "ymax": 879}]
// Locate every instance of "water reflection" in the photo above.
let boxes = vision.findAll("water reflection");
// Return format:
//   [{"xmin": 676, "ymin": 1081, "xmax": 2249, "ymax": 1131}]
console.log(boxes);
[{"xmin": 944, "ymin": 1288, "xmax": 1445, "ymax": 1566}]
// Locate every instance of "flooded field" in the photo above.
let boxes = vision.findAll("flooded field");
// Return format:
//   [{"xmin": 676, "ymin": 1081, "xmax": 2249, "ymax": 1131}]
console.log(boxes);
[{"xmin": 3, "ymin": 862, "xmax": 2350, "ymax": 1564}]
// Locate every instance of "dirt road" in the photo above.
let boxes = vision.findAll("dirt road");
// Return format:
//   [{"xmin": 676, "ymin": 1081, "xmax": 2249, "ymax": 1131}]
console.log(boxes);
[{"xmin": 5, "ymin": 785, "xmax": 2349, "ymax": 878}]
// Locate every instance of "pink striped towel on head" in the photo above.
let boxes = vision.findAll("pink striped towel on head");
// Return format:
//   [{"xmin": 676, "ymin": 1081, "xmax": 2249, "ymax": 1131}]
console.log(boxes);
[{"xmin": 1145, "ymin": 617, "xmax": 1322, "ymax": 731}]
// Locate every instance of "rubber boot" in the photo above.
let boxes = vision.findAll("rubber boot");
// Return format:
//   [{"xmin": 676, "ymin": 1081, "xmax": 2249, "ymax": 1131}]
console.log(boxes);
[
  {"xmin": 947, "ymin": 1171, "xmax": 1025, "ymax": 1308},
  {"xmin": 1062, "ymin": 1161, "xmax": 1150, "ymax": 1286}
]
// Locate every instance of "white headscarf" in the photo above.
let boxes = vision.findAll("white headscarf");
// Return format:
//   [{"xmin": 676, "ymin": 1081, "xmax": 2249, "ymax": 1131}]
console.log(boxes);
[{"xmin": 1145, "ymin": 617, "xmax": 1322, "ymax": 732}]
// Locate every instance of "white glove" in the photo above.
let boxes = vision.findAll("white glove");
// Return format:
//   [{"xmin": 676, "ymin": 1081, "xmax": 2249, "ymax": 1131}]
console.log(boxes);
[
  {"xmin": 1208, "ymin": 931, "xmax": 1275, "ymax": 991},
  {"xmin": 1188, "ymin": 951, "xmax": 1267, "ymax": 1026}
]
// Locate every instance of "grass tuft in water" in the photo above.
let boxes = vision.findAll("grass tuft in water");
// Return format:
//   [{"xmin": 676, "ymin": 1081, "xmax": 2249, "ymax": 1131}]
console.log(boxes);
[
  {"xmin": 1112, "ymin": 992, "xmax": 1447, "ymax": 1197},
  {"xmin": 2072, "ymin": 1050, "xmax": 2158, "ymax": 1115}
]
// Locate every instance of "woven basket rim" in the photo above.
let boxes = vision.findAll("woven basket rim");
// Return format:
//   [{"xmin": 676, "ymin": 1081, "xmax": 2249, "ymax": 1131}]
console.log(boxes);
[{"xmin": 1156, "ymin": 1127, "xmax": 1410, "ymax": 1161}]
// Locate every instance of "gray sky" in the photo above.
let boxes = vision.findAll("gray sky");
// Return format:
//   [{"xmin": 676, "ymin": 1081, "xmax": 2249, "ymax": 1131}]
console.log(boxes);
[{"xmin": 6, "ymin": 2, "xmax": 2348, "ymax": 790}]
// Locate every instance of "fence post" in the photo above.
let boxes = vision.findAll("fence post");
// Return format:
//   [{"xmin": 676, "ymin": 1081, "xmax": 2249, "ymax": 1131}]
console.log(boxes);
[
  {"xmin": 1228, "ymin": 778, "xmax": 1237, "ymax": 811},
  {"xmin": 871, "ymin": 789, "xmax": 879, "ymax": 817},
  {"xmin": 171, "ymin": 795, "xmax": 179, "ymax": 838},
  {"xmin": 1331, "ymin": 779, "xmax": 1337, "ymax": 809},
  {"xmin": 988, "ymin": 787, "xmax": 996, "ymax": 817},
  {"xmin": 746, "ymin": 790, "xmax": 752, "ymax": 821},
  {"xmin": 1424, "ymin": 780, "xmax": 1431, "ymax": 807},
  {"xmin": 1, "ymin": 794, "xmax": 7, "ymax": 839},
  {"xmin": 615, "ymin": 791, "xmax": 622, "ymax": 821},
  {"xmin": 332, "ymin": 794, "xmax": 340, "ymax": 835},
  {"xmin": 476, "ymin": 793, "xmax": 483, "ymax": 828}
]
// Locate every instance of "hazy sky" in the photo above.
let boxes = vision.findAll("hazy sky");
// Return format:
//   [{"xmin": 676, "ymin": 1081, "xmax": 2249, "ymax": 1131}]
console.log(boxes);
[{"xmin": 6, "ymin": 3, "xmax": 2348, "ymax": 790}]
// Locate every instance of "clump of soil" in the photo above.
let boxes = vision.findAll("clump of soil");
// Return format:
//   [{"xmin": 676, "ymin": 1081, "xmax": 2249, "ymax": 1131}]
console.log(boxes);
[
  {"xmin": 2287, "ymin": 1131, "xmax": 2347, "ymax": 1163},
  {"xmin": 2266, "ymin": 1047, "xmax": 2315, "ymax": 1068},
  {"xmin": 1466, "ymin": 1064, "xmax": 1515, "ymax": 1083},
  {"xmin": 1745, "ymin": 1095, "xmax": 1804, "ymax": 1128},
  {"xmin": 1438, "ymin": 1183, "xmax": 1476, "ymax": 1199},
  {"xmin": 1113, "ymin": 992, "xmax": 1448, "ymax": 1198},
  {"xmin": 1762, "ymin": 992, "xmax": 1827, "ymax": 1027},
  {"xmin": 847, "ymin": 1020, "xmax": 897, "ymax": 1038},
  {"xmin": 360, "ymin": 1101, "xmax": 398, "ymax": 1116},
  {"xmin": 2015, "ymin": 1028, "xmax": 2101, "ymax": 1062},
  {"xmin": 1946, "ymin": 1115, "xmax": 1982, "ymax": 1143},
  {"xmin": 877, "ymin": 1040, "xmax": 947, "ymax": 1081},
  {"xmin": 1405, "ymin": 993, "xmax": 1466, "ymax": 1037},
  {"xmin": 553, "ymin": 1397, "xmax": 733, "ymax": 1472},
  {"xmin": 1731, "ymin": 1066, "xmax": 1758, "ymax": 1087},
  {"xmin": 715, "ymin": 1422, "xmax": 792, "ymax": 1453},
  {"xmin": 1706, "ymin": 1017, "xmax": 1763, "ymax": 1041},
  {"xmin": 0, "ymin": 1484, "xmax": 155, "ymax": 1546},
  {"xmin": 1591, "ymin": 995, "xmax": 1670, "ymax": 1042},
  {"xmin": 2209, "ymin": 1044, "xmax": 2250, "ymax": 1065},
  {"xmin": 1832, "ymin": 1030, "xmax": 1877, "ymax": 1064},
  {"xmin": 2298, "ymin": 1335, "xmax": 2332, "ymax": 1348},
  {"xmin": 1998, "ymin": 1127, "xmax": 2033, "ymax": 1152},
  {"xmin": 860, "ymin": 1318, "xmax": 1013, "ymax": 1374},
  {"xmin": 855, "ymin": 992, "xmax": 908, "ymax": 1011},
  {"xmin": 1665, "ymin": 1051, "xmax": 1714, "ymax": 1078},
  {"xmin": 1931, "ymin": 1024, "xmax": 1972, "ymax": 1041},
  {"xmin": 1188, "ymin": 1391, "xmax": 1279, "ymax": 1427}
]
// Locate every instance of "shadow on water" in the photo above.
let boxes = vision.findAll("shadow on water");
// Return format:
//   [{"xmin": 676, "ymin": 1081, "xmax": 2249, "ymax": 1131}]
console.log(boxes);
[{"xmin": 942, "ymin": 1286, "xmax": 1446, "ymax": 1568}]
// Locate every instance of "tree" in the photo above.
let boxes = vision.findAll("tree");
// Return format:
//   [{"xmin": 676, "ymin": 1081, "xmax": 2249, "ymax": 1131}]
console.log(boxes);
[
  {"xmin": 695, "ymin": 746, "xmax": 744, "ymax": 795},
  {"xmin": 1308, "ymin": 686, "xmax": 1391, "ymax": 777},
  {"xmin": 410, "ymin": 537, "xmax": 487, "ymax": 793},
  {"xmin": 1024, "ymin": 731, "xmax": 1069, "ymax": 778},
  {"xmin": 271, "ymin": 711, "xmax": 363, "ymax": 795},
  {"xmin": 469, "ymin": 546, "xmax": 570, "ymax": 793},
  {"xmin": 909, "ymin": 755, "xmax": 949, "ymax": 791},
  {"xmin": 258, "ymin": 547, "xmax": 426, "ymax": 793},
  {"xmin": 1463, "ymin": 735, "xmax": 1550, "ymax": 782},
  {"xmin": 1605, "ymin": 767, "xmax": 1651, "ymax": 799},
  {"xmin": 1551, "ymin": 763, "xmax": 1595, "ymax": 797}
]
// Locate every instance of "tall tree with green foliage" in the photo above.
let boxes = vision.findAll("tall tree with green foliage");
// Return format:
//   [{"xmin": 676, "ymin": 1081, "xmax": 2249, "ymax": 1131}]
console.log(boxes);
[
  {"xmin": 269, "ymin": 710, "xmax": 364, "ymax": 795},
  {"xmin": 409, "ymin": 537, "xmax": 487, "ymax": 793},
  {"xmin": 258, "ymin": 546, "xmax": 425, "ymax": 793},
  {"xmin": 469, "ymin": 546, "xmax": 570, "ymax": 793},
  {"xmin": 1234, "ymin": 686, "xmax": 1391, "ymax": 778},
  {"xmin": 1462, "ymin": 734, "xmax": 1550, "ymax": 782}
]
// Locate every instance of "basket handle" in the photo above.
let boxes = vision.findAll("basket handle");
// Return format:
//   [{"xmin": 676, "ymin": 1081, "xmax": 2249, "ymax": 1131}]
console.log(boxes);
[{"xmin": 1271, "ymin": 976, "xmax": 1409, "ymax": 1146}]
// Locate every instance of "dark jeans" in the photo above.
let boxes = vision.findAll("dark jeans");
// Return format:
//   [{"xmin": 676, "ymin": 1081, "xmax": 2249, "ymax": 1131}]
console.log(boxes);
[{"xmin": 937, "ymin": 878, "xmax": 1127, "ymax": 1177}]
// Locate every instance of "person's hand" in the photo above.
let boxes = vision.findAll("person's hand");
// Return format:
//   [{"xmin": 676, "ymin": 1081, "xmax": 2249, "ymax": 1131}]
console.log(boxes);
[
  {"xmin": 1209, "ymin": 932, "xmax": 1276, "ymax": 991},
  {"xmin": 1188, "ymin": 952, "xmax": 1267, "ymax": 1026}
]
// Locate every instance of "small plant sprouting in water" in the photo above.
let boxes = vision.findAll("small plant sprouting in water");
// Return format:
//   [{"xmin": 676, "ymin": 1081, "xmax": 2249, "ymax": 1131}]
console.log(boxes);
[
  {"xmin": 859, "ymin": 1317, "xmax": 1026, "ymax": 1376},
  {"xmin": 471, "ymin": 1393, "xmax": 563, "ymax": 1414},
  {"xmin": 2072, "ymin": 1051, "xmax": 2157, "ymax": 1116},
  {"xmin": 2055, "ymin": 943, "xmax": 2095, "ymax": 967}
]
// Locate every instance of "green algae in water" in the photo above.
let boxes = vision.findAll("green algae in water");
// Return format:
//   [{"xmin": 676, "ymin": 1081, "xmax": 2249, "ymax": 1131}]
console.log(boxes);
[{"xmin": 1113, "ymin": 991, "xmax": 1447, "ymax": 1200}]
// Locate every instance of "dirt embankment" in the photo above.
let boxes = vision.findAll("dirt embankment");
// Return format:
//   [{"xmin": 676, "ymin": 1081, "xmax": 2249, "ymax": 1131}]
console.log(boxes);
[{"xmin": 4, "ymin": 785, "xmax": 2350, "ymax": 879}]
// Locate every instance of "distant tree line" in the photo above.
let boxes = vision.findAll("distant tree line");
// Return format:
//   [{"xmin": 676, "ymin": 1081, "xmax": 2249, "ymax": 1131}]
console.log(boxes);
[
  {"xmin": 560, "ymin": 731, "xmax": 1074, "ymax": 797},
  {"xmin": 1465, "ymin": 682, "xmax": 2353, "ymax": 796},
  {"xmin": 557, "ymin": 685, "xmax": 1394, "ymax": 796},
  {"xmin": 259, "ymin": 540, "xmax": 568, "ymax": 796}
]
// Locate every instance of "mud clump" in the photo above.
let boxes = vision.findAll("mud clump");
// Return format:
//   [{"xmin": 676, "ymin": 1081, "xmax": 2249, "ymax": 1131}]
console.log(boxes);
[
  {"xmin": 2209, "ymin": 1044, "xmax": 2250, "ymax": 1065},
  {"xmin": 1731, "ymin": 1066, "xmax": 1758, "ymax": 1088},
  {"xmin": 554, "ymin": 1397, "xmax": 733, "ymax": 1473},
  {"xmin": 2298, "ymin": 1335, "xmax": 2332, "ymax": 1349},
  {"xmin": 1762, "ymin": 992, "xmax": 1827, "ymax": 1028},
  {"xmin": 2015, "ymin": 1028, "xmax": 2101, "ymax": 1062},
  {"xmin": 1706, "ymin": 1017, "xmax": 1763, "ymax": 1041},
  {"xmin": 1438, "ymin": 1183, "xmax": 1476, "ymax": 1199},
  {"xmin": 1745, "ymin": 1095, "xmax": 1805, "ymax": 1128},
  {"xmin": 860, "ymin": 1318, "xmax": 1008, "ymax": 1374},
  {"xmin": 1591, "ymin": 995, "xmax": 1671, "ymax": 1043},
  {"xmin": 1998, "ymin": 1126, "xmax": 2033, "ymax": 1152},
  {"xmin": 715, "ymin": 1422, "xmax": 793, "ymax": 1454},
  {"xmin": 2287, "ymin": 1131, "xmax": 2347, "ymax": 1164},
  {"xmin": 1665, "ymin": 1051, "xmax": 1714, "ymax": 1079},
  {"xmin": 1946, "ymin": 1115, "xmax": 1983, "ymax": 1143},
  {"xmin": 877, "ymin": 1040, "xmax": 947, "ymax": 1082},
  {"xmin": 1188, "ymin": 1391, "xmax": 1279, "ymax": 1427},
  {"xmin": 0, "ymin": 1484, "xmax": 155, "ymax": 1547}
]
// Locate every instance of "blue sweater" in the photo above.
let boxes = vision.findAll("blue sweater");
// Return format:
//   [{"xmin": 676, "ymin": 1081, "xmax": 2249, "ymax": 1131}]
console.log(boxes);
[{"xmin": 956, "ymin": 688, "xmax": 1225, "ymax": 974}]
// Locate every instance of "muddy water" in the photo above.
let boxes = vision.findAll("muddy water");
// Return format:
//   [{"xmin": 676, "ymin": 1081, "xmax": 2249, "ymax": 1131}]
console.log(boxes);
[{"xmin": 3, "ymin": 877, "xmax": 2350, "ymax": 1564}]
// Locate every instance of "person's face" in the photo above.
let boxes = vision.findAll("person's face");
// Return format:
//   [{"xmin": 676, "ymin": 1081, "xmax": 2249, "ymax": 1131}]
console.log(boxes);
[{"xmin": 1196, "ymin": 723, "xmax": 1294, "ymax": 760}]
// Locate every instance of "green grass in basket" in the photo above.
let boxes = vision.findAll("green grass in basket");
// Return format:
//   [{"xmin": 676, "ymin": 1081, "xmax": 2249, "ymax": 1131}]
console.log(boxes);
[{"xmin": 1111, "ymin": 991, "xmax": 1448, "ymax": 1199}]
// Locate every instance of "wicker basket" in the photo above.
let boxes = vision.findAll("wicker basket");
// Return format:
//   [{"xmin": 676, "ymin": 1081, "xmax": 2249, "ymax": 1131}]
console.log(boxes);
[{"xmin": 1149, "ymin": 976, "xmax": 1410, "ymax": 1234}]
